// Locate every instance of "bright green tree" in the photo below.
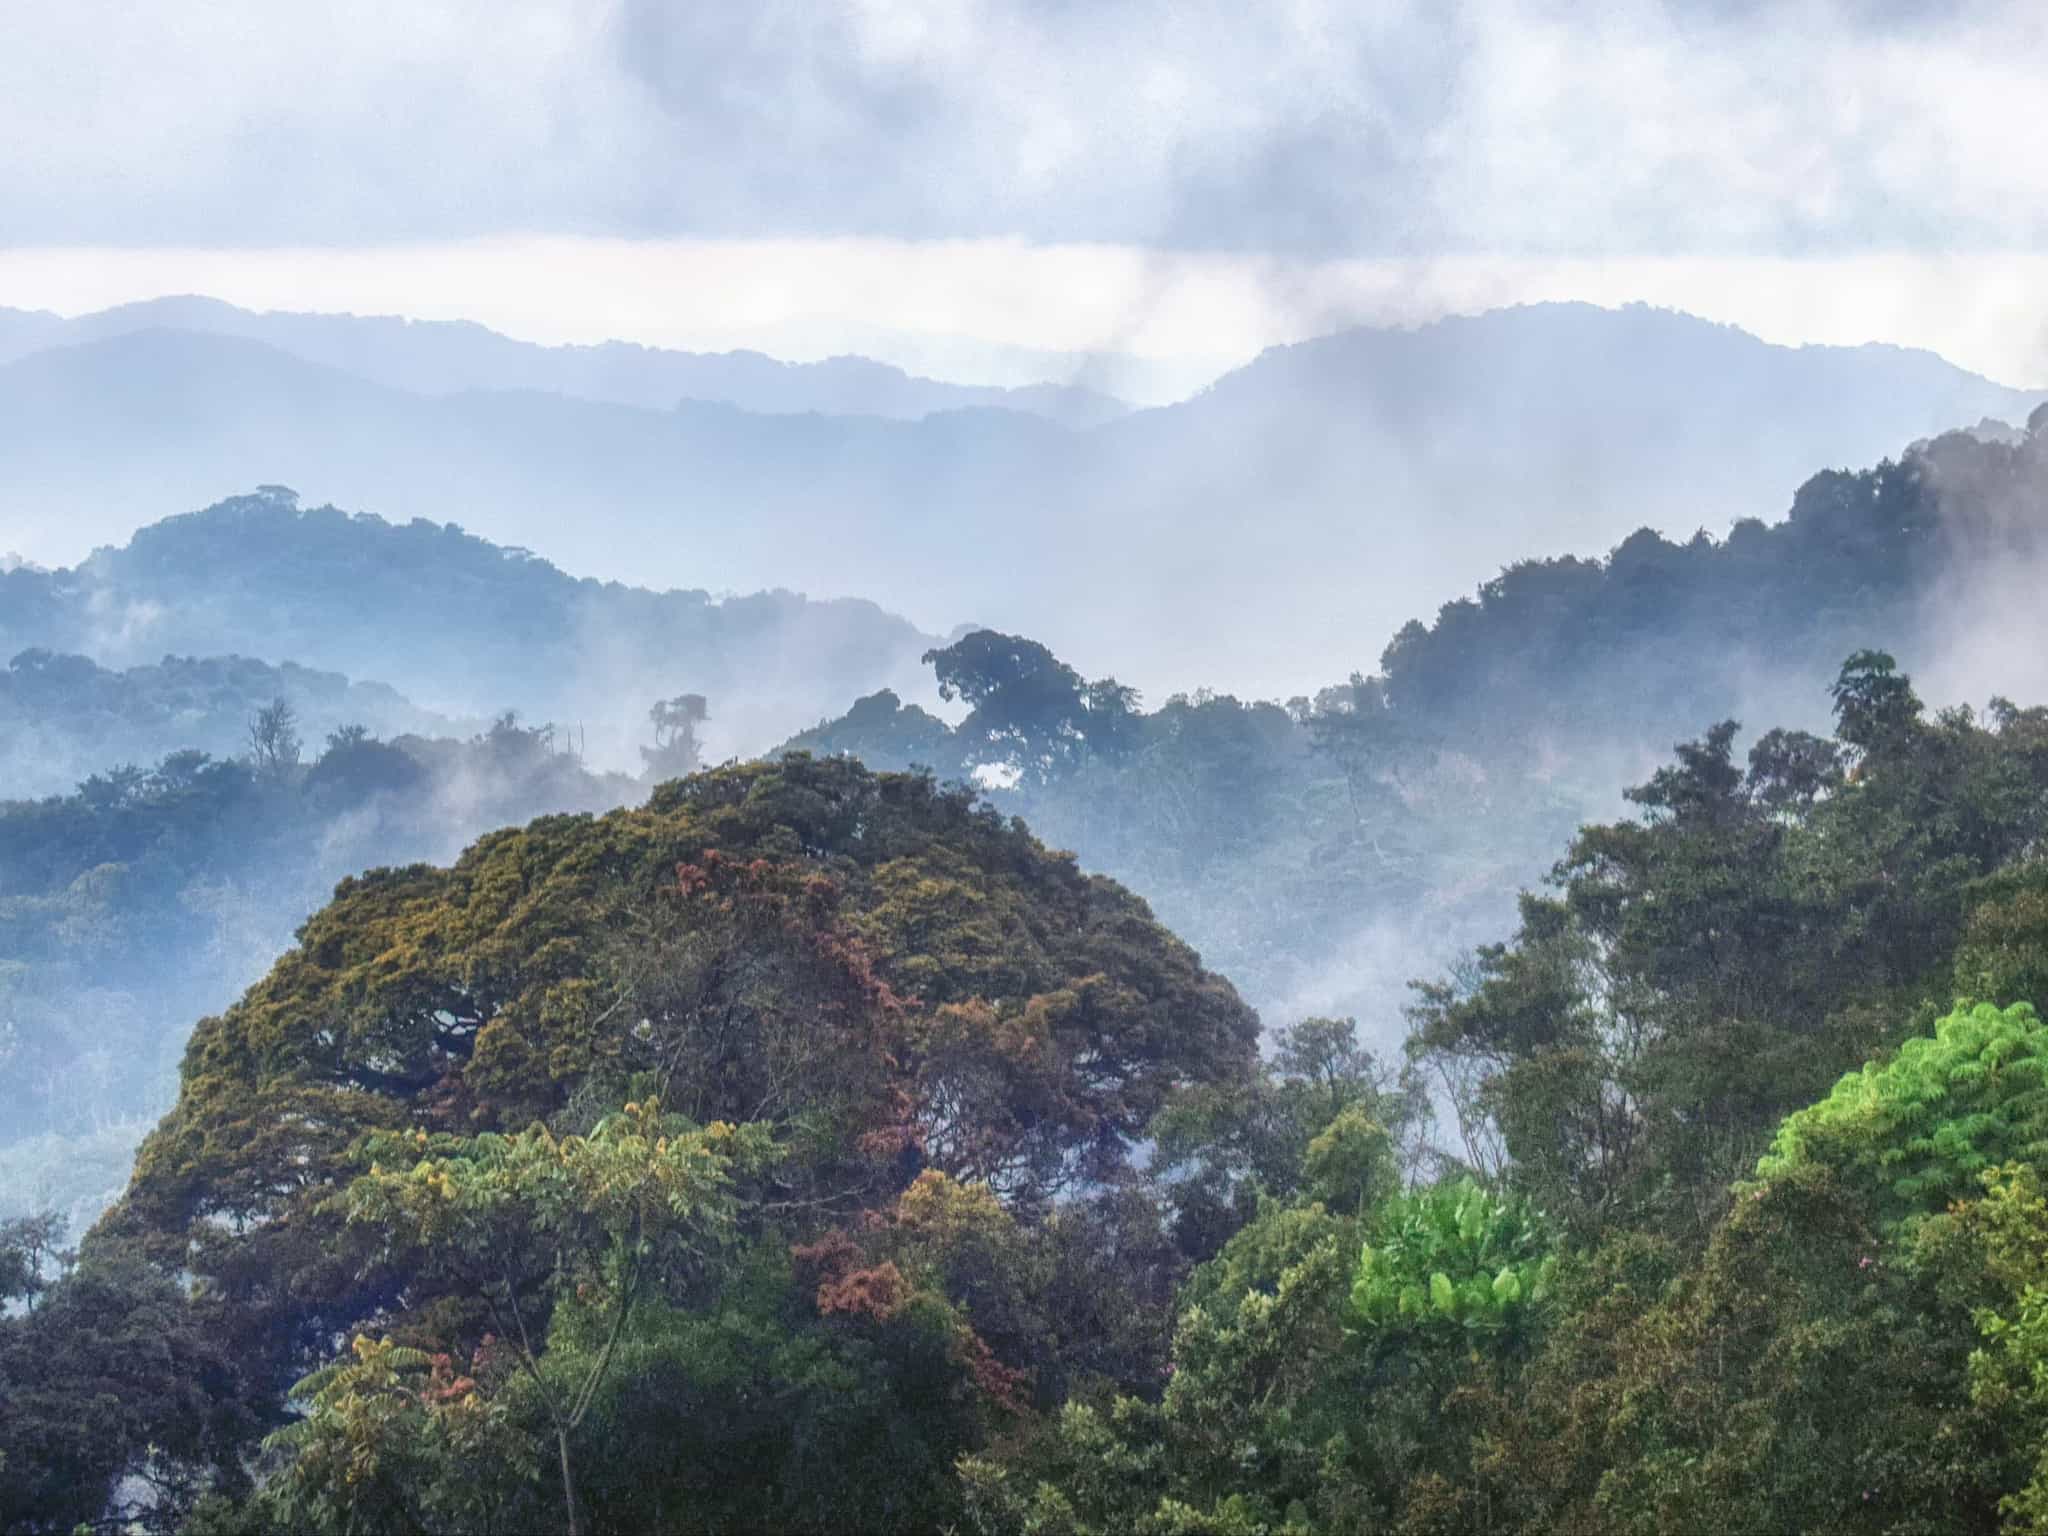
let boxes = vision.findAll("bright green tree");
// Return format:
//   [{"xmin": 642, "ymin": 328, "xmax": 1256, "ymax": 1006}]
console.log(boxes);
[
  {"xmin": 1471, "ymin": 1002, "xmax": 2048, "ymax": 1535},
  {"xmin": 1349, "ymin": 1177, "xmax": 1557, "ymax": 1344}
]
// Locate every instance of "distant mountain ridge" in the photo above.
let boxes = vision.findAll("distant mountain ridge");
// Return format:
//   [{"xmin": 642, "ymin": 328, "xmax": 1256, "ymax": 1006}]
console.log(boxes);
[
  {"xmin": 0, "ymin": 488, "xmax": 943, "ymax": 772},
  {"xmin": 0, "ymin": 302, "xmax": 2038, "ymax": 704},
  {"xmin": 0, "ymin": 296, "xmax": 1132, "ymax": 427}
]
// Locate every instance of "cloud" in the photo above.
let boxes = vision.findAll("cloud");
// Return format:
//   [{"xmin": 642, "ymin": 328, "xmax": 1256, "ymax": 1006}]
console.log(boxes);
[{"xmin": 2, "ymin": 0, "xmax": 2044, "ymax": 255}]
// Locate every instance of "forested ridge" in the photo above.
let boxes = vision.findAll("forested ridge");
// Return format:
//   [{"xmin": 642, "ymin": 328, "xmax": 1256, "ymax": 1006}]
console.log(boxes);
[
  {"xmin": 0, "ymin": 647, "xmax": 460, "ymax": 799},
  {"xmin": 785, "ymin": 415, "xmax": 2048, "ymax": 1026},
  {"xmin": 9, "ymin": 420, "xmax": 2048, "ymax": 1531},
  {"xmin": 0, "ymin": 485, "xmax": 937, "ymax": 762},
  {"xmin": 0, "ymin": 709, "xmax": 642, "ymax": 1228},
  {"xmin": 5, "ymin": 304, "xmax": 2039, "ymax": 700}
]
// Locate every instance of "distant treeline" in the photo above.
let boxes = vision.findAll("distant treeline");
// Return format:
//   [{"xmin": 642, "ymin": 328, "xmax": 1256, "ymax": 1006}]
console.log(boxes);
[{"xmin": 0, "ymin": 647, "xmax": 459, "ymax": 800}]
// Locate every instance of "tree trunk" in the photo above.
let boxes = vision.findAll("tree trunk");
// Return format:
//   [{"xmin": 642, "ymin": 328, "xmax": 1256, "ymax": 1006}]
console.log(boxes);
[{"xmin": 558, "ymin": 1427, "xmax": 582, "ymax": 1536}]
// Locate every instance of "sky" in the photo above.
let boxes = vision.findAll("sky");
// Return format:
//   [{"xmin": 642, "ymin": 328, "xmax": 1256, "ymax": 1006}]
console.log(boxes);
[{"xmin": 2, "ymin": 0, "xmax": 2046, "ymax": 388}]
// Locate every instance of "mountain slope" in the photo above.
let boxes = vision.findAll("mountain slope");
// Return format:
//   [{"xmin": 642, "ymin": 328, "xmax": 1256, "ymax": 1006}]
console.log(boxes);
[
  {"xmin": 0, "ymin": 327, "xmax": 1078, "ymax": 619},
  {"xmin": 0, "ymin": 296, "xmax": 1131, "ymax": 426},
  {"xmin": 0, "ymin": 481, "xmax": 943, "ymax": 768},
  {"xmin": 782, "ymin": 418, "xmax": 2048, "ymax": 1037},
  {"xmin": 0, "ymin": 305, "xmax": 2038, "ymax": 705}
]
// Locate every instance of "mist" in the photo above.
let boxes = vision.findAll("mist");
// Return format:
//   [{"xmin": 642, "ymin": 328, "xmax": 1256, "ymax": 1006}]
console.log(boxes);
[
  {"xmin": 11, "ymin": 2, "xmax": 2048, "ymax": 1530},
  {"xmin": 0, "ymin": 300, "xmax": 2038, "ymax": 716}
]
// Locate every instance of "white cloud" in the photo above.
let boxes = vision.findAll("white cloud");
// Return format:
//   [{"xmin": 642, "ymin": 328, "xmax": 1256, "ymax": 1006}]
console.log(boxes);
[
  {"xmin": 4, "ymin": 1, "xmax": 2045, "ymax": 389},
  {"xmin": 2, "ymin": 0, "xmax": 2045, "ymax": 256}
]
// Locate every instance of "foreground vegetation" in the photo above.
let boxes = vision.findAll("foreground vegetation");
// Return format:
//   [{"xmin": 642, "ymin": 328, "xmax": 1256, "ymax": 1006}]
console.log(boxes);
[{"xmin": 10, "ymin": 645, "xmax": 2048, "ymax": 1531}]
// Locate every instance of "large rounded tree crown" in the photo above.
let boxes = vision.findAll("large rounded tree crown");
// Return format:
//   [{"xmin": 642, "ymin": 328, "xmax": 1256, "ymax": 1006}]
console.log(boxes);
[{"xmin": 104, "ymin": 755, "xmax": 1259, "ymax": 1347}]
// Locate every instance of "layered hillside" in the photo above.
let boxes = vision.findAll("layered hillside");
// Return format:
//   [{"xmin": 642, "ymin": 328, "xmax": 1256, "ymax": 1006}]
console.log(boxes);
[
  {"xmin": 786, "ymin": 418, "xmax": 2048, "ymax": 1031},
  {"xmin": 0, "ymin": 487, "xmax": 942, "ymax": 766},
  {"xmin": 0, "ymin": 297, "xmax": 1133, "ymax": 425},
  {"xmin": 1, "ymin": 305, "xmax": 2037, "ymax": 702}
]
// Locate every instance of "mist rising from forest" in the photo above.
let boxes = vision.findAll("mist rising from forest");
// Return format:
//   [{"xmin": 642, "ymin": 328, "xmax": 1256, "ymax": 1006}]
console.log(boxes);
[
  {"xmin": 12, "ymin": 5, "xmax": 2048, "ymax": 1528},
  {"xmin": 0, "ymin": 301, "xmax": 2039, "ymax": 722}
]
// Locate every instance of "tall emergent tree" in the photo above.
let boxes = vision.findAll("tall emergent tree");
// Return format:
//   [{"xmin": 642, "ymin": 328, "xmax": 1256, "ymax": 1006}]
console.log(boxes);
[
  {"xmin": 246, "ymin": 695, "xmax": 303, "ymax": 779},
  {"xmin": 641, "ymin": 693, "xmax": 710, "ymax": 782}
]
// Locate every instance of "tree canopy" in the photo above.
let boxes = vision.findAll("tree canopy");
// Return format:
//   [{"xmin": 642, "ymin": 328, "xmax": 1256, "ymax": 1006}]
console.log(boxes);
[{"xmin": 63, "ymin": 754, "xmax": 1259, "ymax": 1529}]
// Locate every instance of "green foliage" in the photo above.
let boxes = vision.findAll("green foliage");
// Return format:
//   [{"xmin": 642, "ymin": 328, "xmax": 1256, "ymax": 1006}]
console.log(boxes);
[
  {"xmin": 259, "ymin": 1335, "xmax": 538, "ymax": 1536},
  {"xmin": 1349, "ymin": 1178, "xmax": 1558, "ymax": 1340},
  {"xmin": 561, "ymin": 1269, "xmax": 994, "ymax": 1534},
  {"xmin": 969, "ymin": 1174, "xmax": 1559, "ymax": 1536},
  {"xmin": 32, "ymin": 434, "xmax": 2048, "ymax": 1532},
  {"xmin": 1411, "ymin": 654, "xmax": 2048, "ymax": 1241},
  {"xmin": 1299, "ymin": 1105, "xmax": 1395, "ymax": 1214},
  {"xmin": 343, "ymin": 1102, "xmax": 773, "ymax": 1281},
  {"xmin": 1953, "ymin": 858, "xmax": 2048, "ymax": 1008},
  {"xmin": 964, "ymin": 1199, "xmax": 1376, "ymax": 1536},
  {"xmin": 261, "ymin": 1104, "xmax": 771, "ymax": 1535},
  {"xmin": 1152, "ymin": 1016, "xmax": 1419, "ymax": 1257},
  {"xmin": 36, "ymin": 654, "xmax": 2048, "ymax": 1534},
  {"xmin": 1452, "ymin": 1005, "xmax": 2048, "ymax": 1535},
  {"xmin": 1477, "ymin": 1170, "xmax": 1979, "ymax": 1532},
  {"xmin": 952, "ymin": 633, "xmax": 2048, "ymax": 1536},
  {"xmin": 1954, "ymin": 1164, "xmax": 2048, "ymax": 1534},
  {"xmin": 0, "ymin": 1240, "xmax": 255, "ymax": 1535},
  {"xmin": 77, "ymin": 754, "xmax": 1256, "ymax": 1527},
  {"xmin": 1754, "ymin": 1001, "xmax": 2048, "ymax": 1223},
  {"xmin": 253, "ymin": 1214, "xmax": 1017, "ymax": 1536}
]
